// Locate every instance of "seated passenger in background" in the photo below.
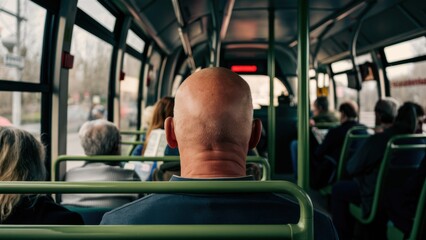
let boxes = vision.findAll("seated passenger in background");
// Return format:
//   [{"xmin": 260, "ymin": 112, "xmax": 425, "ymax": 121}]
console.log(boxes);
[
  {"xmin": 310, "ymin": 101, "xmax": 366, "ymax": 189},
  {"xmin": 374, "ymin": 97, "xmax": 399, "ymax": 133},
  {"xmin": 0, "ymin": 126, "xmax": 83, "ymax": 224},
  {"xmin": 101, "ymin": 67, "xmax": 338, "ymax": 240},
  {"xmin": 131, "ymin": 97, "xmax": 175, "ymax": 181},
  {"xmin": 311, "ymin": 96, "xmax": 339, "ymax": 125},
  {"xmin": 331, "ymin": 103, "xmax": 420, "ymax": 240},
  {"xmin": 61, "ymin": 120, "xmax": 140, "ymax": 208}
]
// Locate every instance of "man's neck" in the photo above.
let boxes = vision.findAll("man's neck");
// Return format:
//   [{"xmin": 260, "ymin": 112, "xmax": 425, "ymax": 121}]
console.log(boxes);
[{"xmin": 180, "ymin": 148, "xmax": 247, "ymax": 178}]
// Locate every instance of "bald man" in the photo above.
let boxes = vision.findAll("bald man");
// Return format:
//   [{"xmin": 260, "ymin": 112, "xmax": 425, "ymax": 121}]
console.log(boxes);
[{"xmin": 101, "ymin": 68, "xmax": 338, "ymax": 239}]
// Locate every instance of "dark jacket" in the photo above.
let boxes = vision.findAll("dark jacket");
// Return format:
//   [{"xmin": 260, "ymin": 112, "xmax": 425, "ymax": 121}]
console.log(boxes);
[
  {"xmin": 315, "ymin": 121, "xmax": 365, "ymax": 163},
  {"xmin": 3, "ymin": 195, "xmax": 83, "ymax": 224},
  {"xmin": 101, "ymin": 176, "xmax": 338, "ymax": 240}
]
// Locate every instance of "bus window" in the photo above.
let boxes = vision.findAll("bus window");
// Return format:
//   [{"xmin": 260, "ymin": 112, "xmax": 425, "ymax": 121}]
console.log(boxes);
[
  {"xmin": 331, "ymin": 54, "xmax": 372, "ymax": 73},
  {"xmin": 67, "ymin": 25, "xmax": 113, "ymax": 157},
  {"xmin": 384, "ymin": 36, "xmax": 426, "ymax": 63},
  {"xmin": 359, "ymin": 81, "xmax": 379, "ymax": 127},
  {"xmin": 120, "ymin": 53, "xmax": 141, "ymax": 131},
  {"xmin": 77, "ymin": 0, "xmax": 116, "ymax": 32},
  {"xmin": 0, "ymin": 0, "xmax": 46, "ymax": 83},
  {"xmin": 334, "ymin": 74, "xmax": 357, "ymax": 107},
  {"xmin": 239, "ymin": 75, "xmax": 288, "ymax": 109},
  {"xmin": 0, "ymin": 91, "xmax": 41, "ymax": 137},
  {"xmin": 386, "ymin": 61, "xmax": 426, "ymax": 108},
  {"xmin": 145, "ymin": 50, "xmax": 162, "ymax": 105},
  {"xmin": 126, "ymin": 30, "xmax": 145, "ymax": 53}
]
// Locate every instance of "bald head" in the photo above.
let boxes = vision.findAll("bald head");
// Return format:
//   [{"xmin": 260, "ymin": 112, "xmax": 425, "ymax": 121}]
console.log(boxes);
[{"xmin": 165, "ymin": 67, "xmax": 262, "ymax": 178}]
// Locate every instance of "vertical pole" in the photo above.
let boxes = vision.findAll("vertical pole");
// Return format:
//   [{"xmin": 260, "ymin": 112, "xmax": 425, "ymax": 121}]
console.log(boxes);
[
  {"xmin": 12, "ymin": 0, "xmax": 22, "ymax": 126},
  {"xmin": 297, "ymin": 0, "xmax": 310, "ymax": 189},
  {"xmin": 267, "ymin": 7, "xmax": 276, "ymax": 178}
]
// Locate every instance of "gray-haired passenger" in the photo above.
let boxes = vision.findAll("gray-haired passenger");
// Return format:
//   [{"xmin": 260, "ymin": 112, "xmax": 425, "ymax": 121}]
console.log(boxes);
[{"xmin": 61, "ymin": 119, "xmax": 140, "ymax": 208}]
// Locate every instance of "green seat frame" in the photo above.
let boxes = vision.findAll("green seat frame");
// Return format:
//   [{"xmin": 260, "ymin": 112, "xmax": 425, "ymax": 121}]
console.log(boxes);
[
  {"xmin": 350, "ymin": 134, "xmax": 426, "ymax": 224},
  {"xmin": 0, "ymin": 181, "xmax": 313, "ymax": 240},
  {"xmin": 54, "ymin": 155, "xmax": 271, "ymax": 181},
  {"xmin": 319, "ymin": 126, "xmax": 371, "ymax": 195}
]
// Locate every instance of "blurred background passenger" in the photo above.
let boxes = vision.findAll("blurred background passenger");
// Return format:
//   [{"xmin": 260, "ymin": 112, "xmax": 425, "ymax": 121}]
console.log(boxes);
[
  {"xmin": 61, "ymin": 120, "xmax": 140, "ymax": 208},
  {"xmin": 374, "ymin": 97, "xmax": 399, "ymax": 133},
  {"xmin": 0, "ymin": 126, "xmax": 83, "ymax": 224},
  {"xmin": 332, "ymin": 103, "xmax": 420, "ymax": 240},
  {"xmin": 310, "ymin": 101, "xmax": 366, "ymax": 189},
  {"xmin": 131, "ymin": 97, "xmax": 176, "ymax": 180},
  {"xmin": 311, "ymin": 96, "xmax": 339, "ymax": 125}
]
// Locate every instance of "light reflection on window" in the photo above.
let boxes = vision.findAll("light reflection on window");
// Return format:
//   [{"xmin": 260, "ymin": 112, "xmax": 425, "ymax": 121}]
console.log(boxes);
[
  {"xmin": 240, "ymin": 75, "xmax": 288, "ymax": 109},
  {"xmin": 126, "ymin": 30, "xmax": 145, "ymax": 53},
  {"xmin": 77, "ymin": 0, "xmax": 116, "ymax": 32},
  {"xmin": 384, "ymin": 36, "xmax": 426, "ymax": 63}
]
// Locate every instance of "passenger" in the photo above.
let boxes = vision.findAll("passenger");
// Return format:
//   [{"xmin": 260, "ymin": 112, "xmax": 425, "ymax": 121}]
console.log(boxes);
[
  {"xmin": 131, "ymin": 97, "xmax": 175, "ymax": 181},
  {"xmin": 311, "ymin": 96, "xmax": 338, "ymax": 125},
  {"xmin": 61, "ymin": 119, "xmax": 140, "ymax": 208},
  {"xmin": 310, "ymin": 101, "xmax": 366, "ymax": 189},
  {"xmin": 0, "ymin": 126, "xmax": 83, "ymax": 224},
  {"xmin": 331, "ymin": 103, "xmax": 419, "ymax": 240},
  {"xmin": 101, "ymin": 67, "xmax": 338, "ymax": 240},
  {"xmin": 374, "ymin": 97, "xmax": 399, "ymax": 133}
]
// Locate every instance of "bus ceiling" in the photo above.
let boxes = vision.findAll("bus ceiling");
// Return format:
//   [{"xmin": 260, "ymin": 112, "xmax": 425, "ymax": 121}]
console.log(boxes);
[{"xmin": 113, "ymin": 0, "xmax": 426, "ymax": 68}]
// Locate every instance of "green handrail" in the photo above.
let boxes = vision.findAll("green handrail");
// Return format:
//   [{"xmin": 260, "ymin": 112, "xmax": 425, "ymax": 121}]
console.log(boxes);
[
  {"xmin": 350, "ymin": 134, "xmax": 426, "ymax": 224},
  {"xmin": 336, "ymin": 126, "xmax": 372, "ymax": 181},
  {"xmin": 120, "ymin": 140, "xmax": 144, "ymax": 146},
  {"xmin": 409, "ymin": 180, "xmax": 426, "ymax": 240},
  {"xmin": 318, "ymin": 126, "xmax": 370, "ymax": 195},
  {"xmin": 53, "ymin": 156, "xmax": 271, "ymax": 181},
  {"xmin": 0, "ymin": 181, "xmax": 313, "ymax": 240},
  {"xmin": 120, "ymin": 130, "xmax": 146, "ymax": 136}
]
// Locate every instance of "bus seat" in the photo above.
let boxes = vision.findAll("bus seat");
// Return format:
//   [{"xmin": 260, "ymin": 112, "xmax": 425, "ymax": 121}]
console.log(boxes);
[
  {"xmin": 319, "ymin": 126, "xmax": 371, "ymax": 195},
  {"xmin": 0, "ymin": 181, "xmax": 313, "ymax": 240},
  {"xmin": 349, "ymin": 134, "xmax": 426, "ymax": 225}
]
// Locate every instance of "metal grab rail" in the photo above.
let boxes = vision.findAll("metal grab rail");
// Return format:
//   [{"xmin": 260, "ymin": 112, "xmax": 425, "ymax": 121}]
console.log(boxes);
[
  {"xmin": 53, "ymin": 156, "xmax": 271, "ymax": 181},
  {"xmin": 318, "ymin": 126, "xmax": 371, "ymax": 195},
  {"xmin": 350, "ymin": 134, "xmax": 426, "ymax": 224},
  {"xmin": 0, "ymin": 181, "xmax": 313, "ymax": 240}
]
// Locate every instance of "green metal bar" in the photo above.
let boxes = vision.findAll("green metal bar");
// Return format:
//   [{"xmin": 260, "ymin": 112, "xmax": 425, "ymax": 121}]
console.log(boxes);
[
  {"xmin": 267, "ymin": 7, "xmax": 276, "ymax": 178},
  {"xmin": 120, "ymin": 141, "xmax": 144, "ymax": 146},
  {"xmin": 336, "ymin": 127, "xmax": 371, "ymax": 181},
  {"xmin": 350, "ymin": 134, "xmax": 426, "ymax": 224},
  {"xmin": 120, "ymin": 130, "xmax": 146, "ymax": 135},
  {"xmin": 53, "ymin": 156, "xmax": 270, "ymax": 181},
  {"xmin": 0, "ymin": 225, "xmax": 292, "ymax": 240},
  {"xmin": 0, "ymin": 181, "xmax": 313, "ymax": 240},
  {"xmin": 410, "ymin": 180, "xmax": 426, "ymax": 240},
  {"xmin": 297, "ymin": 0, "xmax": 310, "ymax": 189}
]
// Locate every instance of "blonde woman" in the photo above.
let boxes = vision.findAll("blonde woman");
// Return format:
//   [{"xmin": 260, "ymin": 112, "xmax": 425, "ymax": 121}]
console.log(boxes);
[{"xmin": 0, "ymin": 126, "xmax": 82, "ymax": 224}]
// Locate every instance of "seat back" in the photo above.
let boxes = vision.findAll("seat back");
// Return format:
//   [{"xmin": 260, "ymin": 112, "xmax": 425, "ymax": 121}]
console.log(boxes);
[
  {"xmin": 0, "ymin": 181, "xmax": 313, "ymax": 240},
  {"xmin": 336, "ymin": 126, "xmax": 371, "ymax": 181},
  {"xmin": 350, "ymin": 134, "xmax": 426, "ymax": 224}
]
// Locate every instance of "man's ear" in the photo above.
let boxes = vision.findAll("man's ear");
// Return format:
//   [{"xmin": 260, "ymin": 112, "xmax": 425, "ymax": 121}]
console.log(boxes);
[
  {"xmin": 248, "ymin": 119, "xmax": 262, "ymax": 149},
  {"xmin": 165, "ymin": 117, "xmax": 178, "ymax": 148}
]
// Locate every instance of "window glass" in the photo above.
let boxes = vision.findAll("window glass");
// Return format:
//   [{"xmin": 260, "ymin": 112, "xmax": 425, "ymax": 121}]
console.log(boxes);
[
  {"xmin": 120, "ymin": 53, "xmax": 141, "ymax": 131},
  {"xmin": 334, "ymin": 74, "xmax": 357, "ymax": 107},
  {"xmin": 386, "ymin": 60, "xmax": 426, "ymax": 108},
  {"xmin": 0, "ymin": 0, "xmax": 46, "ymax": 83},
  {"xmin": 240, "ymin": 75, "xmax": 288, "ymax": 109},
  {"xmin": 359, "ymin": 81, "xmax": 378, "ymax": 127},
  {"xmin": 0, "ymin": 91, "xmax": 41, "ymax": 137},
  {"xmin": 145, "ymin": 50, "xmax": 162, "ymax": 104},
  {"xmin": 331, "ymin": 54, "xmax": 372, "ymax": 73},
  {"xmin": 384, "ymin": 36, "xmax": 426, "ymax": 63},
  {"xmin": 126, "ymin": 30, "xmax": 145, "ymax": 53},
  {"xmin": 77, "ymin": 0, "xmax": 116, "ymax": 32},
  {"xmin": 67, "ymin": 25, "xmax": 112, "ymax": 156}
]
